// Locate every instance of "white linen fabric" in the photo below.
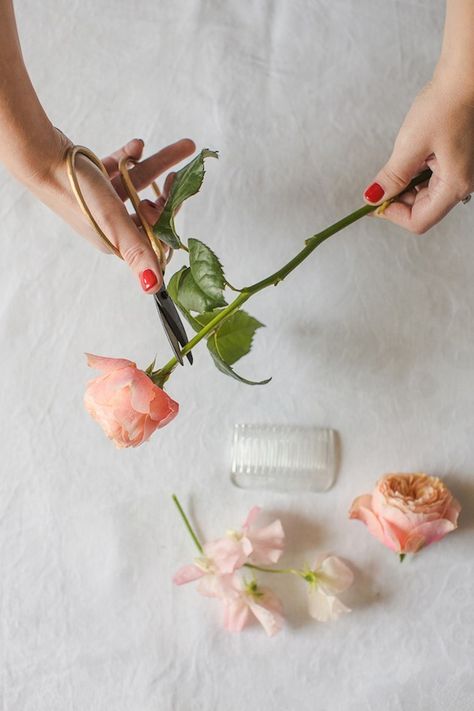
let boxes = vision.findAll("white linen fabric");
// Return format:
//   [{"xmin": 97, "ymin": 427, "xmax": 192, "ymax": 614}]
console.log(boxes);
[{"xmin": 1, "ymin": 0, "xmax": 473, "ymax": 709}]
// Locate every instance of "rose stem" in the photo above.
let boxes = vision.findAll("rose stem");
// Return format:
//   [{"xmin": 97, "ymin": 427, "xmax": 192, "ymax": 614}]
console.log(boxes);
[{"xmin": 155, "ymin": 169, "xmax": 431, "ymax": 380}]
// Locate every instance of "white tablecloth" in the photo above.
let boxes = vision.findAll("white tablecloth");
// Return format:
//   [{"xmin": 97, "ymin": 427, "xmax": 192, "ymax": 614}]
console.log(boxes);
[{"xmin": 1, "ymin": 1, "xmax": 473, "ymax": 708}]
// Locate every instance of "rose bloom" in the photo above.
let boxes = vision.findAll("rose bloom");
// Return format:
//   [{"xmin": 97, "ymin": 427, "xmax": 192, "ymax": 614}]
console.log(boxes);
[
  {"xmin": 84, "ymin": 354, "xmax": 179, "ymax": 448},
  {"xmin": 349, "ymin": 473, "xmax": 461, "ymax": 555}
]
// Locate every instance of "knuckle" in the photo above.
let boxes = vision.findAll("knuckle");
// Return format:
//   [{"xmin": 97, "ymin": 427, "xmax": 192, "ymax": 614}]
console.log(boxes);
[
  {"xmin": 121, "ymin": 242, "xmax": 147, "ymax": 267},
  {"xmin": 382, "ymin": 165, "xmax": 409, "ymax": 189}
]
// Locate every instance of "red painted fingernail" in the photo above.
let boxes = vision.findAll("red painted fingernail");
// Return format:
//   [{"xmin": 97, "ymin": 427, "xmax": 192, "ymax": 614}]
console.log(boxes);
[
  {"xmin": 140, "ymin": 269, "xmax": 158, "ymax": 291},
  {"xmin": 364, "ymin": 182, "xmax": 385, "ymax": 203}
]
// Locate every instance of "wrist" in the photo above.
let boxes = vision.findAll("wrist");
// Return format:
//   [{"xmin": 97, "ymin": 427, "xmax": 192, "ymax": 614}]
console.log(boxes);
[
  {"xmin": 17, "ymin": 124, "xmax": 72, "ymax": 190},
  {"xmin": 433, "ymin": 59, "xmax": 474, "ymax": 104}
]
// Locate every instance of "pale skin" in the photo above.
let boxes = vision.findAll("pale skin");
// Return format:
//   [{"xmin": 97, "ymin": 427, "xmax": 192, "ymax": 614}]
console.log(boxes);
[
  {"xmin": 0, "ymin": 0, "xmax": 195, "ymax": 295},
  {"xmin": 364, "ymin": 0, "xmax": 474, "ymax": 231},
  {"xmin": 0, "ymin": 0, "xmax": 473, "ymax": 294}
]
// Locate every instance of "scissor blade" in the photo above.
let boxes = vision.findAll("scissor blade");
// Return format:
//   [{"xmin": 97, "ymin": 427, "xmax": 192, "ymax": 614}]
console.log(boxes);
[
  {"xmin": 156, "ymin": 306, "xmax": 184, "ymax": 365},
  {"xmin": 154, "ymin": 288, "xmax": 193, "ymax": 365}
]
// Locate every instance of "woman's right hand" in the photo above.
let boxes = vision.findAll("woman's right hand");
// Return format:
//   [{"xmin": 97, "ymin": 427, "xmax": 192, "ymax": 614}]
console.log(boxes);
[{"xmin": 27, "ymin": 129, "xmax": 195, "ymax": 294}]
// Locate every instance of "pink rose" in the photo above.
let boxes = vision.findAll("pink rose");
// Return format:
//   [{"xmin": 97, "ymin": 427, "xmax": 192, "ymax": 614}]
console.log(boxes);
[
  {"xmin": 349, "ymin": 473, "xmax": 461, "ymax": 555},
  {"xmin": 84, "ymin": 354, "xmax": 179, "ymax": 448}
]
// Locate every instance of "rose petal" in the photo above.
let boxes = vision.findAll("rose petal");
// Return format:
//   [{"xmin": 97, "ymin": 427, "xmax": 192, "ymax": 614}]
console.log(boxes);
[
  {"xmin": 149, "ymin": 389, "xmax": 179, "ymax": 427},
  {"xmin": 404, "ymin": 518, "xmax": 457, "ymax": 553},
  {"xmin": 129, "ymin": 372, "xmax": 155, "ymax": 414},
  {"xmin": 85, "ymin": 353, "xmax": 136, "ymax": 372},
  {"xmin": 445, "ymin": 497, "xmax": 461, "ymax": 525}
]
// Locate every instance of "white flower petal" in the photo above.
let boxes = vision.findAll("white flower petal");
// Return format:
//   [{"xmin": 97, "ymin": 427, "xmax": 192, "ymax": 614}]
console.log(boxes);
[
  {"xmin": 308, "ymin": 587, "xmax": 351, "ymax": 622},
  {"xmin": 316, "ymin": 556, "xmax": 354, "ymax": 596}
]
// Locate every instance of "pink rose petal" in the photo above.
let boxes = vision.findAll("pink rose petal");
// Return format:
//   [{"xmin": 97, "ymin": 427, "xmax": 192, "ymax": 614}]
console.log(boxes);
[{"xmin": 84, "ymin": 354, "xmax": 179, "ymax": 447}]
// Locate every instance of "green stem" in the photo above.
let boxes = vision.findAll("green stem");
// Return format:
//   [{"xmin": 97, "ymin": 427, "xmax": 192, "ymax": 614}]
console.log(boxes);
[
  {"xmin": 244, "ymin": 563, "xmax": 300, "ymax": 576},
  {"xmin": 172, "ymin": 496, "xmax": 302, "ymax": 577},
  {"xmin": 172, "ymin": 494, "xmax": 204, "ymax": 554},
  {"xmin": 155, "ymin": 170, "xmax": 431, "ymax": 379},
  {"xmin": 156, "ymin": 291, "xmax": 250, "ymax": 379}
]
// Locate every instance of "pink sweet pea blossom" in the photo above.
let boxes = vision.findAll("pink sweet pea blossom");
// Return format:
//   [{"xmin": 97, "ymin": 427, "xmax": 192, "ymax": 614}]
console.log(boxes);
[
  {"xmin": 225, "ymin": 506, "xmax": 285, "ymax": 566},
  {"xmin": 84, "ymin": 354, "xmax": 178, "ymax": 448},
  {"xmin": 349, "ymin": 473, "xmax": 461, "ymax": 555},
  {"xmin": 173, "ymin": 541, "xmax": 245, "ymax": 597},
  {"xmin": 173, "ymin": 557, "xmax": 237, "ymax": 598},
  {"xmin": 174, "ymin": 507, "xmax": 285, "ymax": 592},
  {"xmin": 305, "ymin": 555, "xmax": 353, "ymax": 622},
  {"xmin": 221, "ymin": 577, "xmax": 284, "ymax": 637}
]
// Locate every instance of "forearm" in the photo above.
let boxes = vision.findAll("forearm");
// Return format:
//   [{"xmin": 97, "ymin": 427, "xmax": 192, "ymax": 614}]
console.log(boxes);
[
  {"xmin": 0, "ymin": 0, "xmax": 58, "ymax": 183},
  {"xmin": 437, "ymin": 0, "xmax": 474, "ymax": 91}
]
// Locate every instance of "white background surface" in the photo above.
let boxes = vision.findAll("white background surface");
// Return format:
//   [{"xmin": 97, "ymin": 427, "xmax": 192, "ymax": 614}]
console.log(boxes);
[{"xmin": 1, "ymin": 1, "xmax": 473, "ymax": 709}]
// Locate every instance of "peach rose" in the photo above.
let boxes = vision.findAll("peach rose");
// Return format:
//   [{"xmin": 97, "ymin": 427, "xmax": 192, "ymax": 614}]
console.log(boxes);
[
  {"xmin": 349, "ymin": 473, "xmax": 461, "ymax": 555},
  {"xmin": 84, "ymin": 354, "xmax": 179, "ymax": 448}
]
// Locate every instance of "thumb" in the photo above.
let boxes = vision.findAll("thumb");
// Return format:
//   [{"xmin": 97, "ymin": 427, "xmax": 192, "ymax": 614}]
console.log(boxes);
[{"xmin": 363, "ymin": 144, "xmax": 429, "ymax": 205}]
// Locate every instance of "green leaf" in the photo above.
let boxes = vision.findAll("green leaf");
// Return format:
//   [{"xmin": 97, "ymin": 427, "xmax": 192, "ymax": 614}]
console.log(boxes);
[
  {"xmin": 167, "ymin": 267, "xmax": 205, "ymax": 331},
  {"xmin": 153, "ymin": 149, "xmax": 218, "ymax": 249},
  {"xmin": 207, "ymin": 339, "xmax": 271, "ymax": 386},
  {"xmin": 189, "ymin": 238, "xmax": 226, "ymax": 304},
  {"xmin": 212, "ymin": 311, "xmax": 264, "ymax": 365},
  {"xmin": 145, "ymin": 357, "xmax": 157, "ymax": 376},
  {"xmin": 167, "ymin": 266, "xmax": 186, "ymax": 304},
  {"xmin": 171, "ymin": 266, "xmax": 226, "ymax": 314}
]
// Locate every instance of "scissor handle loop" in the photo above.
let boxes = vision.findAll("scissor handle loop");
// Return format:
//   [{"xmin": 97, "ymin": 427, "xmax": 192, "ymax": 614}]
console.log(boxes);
[{"xmin": 66, "ymin": 145, "xmax": 173, "ymax": 271}]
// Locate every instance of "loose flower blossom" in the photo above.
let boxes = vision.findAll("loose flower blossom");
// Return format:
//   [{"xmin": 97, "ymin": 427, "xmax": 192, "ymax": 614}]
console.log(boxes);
[
  {"xmin": 225, "ymin": 506, "xmax": 285, "ymax": 566},
  {"xmin": 84, "ymin": 354, "xmax": 178, "ymax": 448},
  {"xmin": 349, "ymin": 473, "xmax": 461, "ymax": 555},
  {"xmin": 221, "ymin": 577, "xmax": 284, "ymax": 637},
  {"xmin": 305, "ymin": 555, "xmax": 354, "ymax": 622},
  {"xmin": 173, "ymin": 500, "xmax": 355, "ymax": 635},
  {"xmin": 173, "ymin": 508, "xmax": 285, "ymax": 587}
]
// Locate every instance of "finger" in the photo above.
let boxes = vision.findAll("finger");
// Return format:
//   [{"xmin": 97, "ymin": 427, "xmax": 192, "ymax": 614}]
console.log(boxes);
[
  {"xmin": 363, "ymin": 141, "xmax": 429, "ymax": 205},
  {"xmin": 111, "ymin": 138, "xmax": 195, "ymax": 200},
  {"xmin": 377, "ymin": 174, "xmax": 460, "ymax": 234},
  {"xmin": 138, "ymin": 198, "xmax": 165, "ymax": 227},
  {"xmin": 162, "ymin": 171, "xmax": 176, "ymax": 200},
  {"xmin": 102, "ymin": 138, "xmax": 144, "ymax": 178},
  {"xmin": 128, "ymin": 214, "xmax": 172, "ymax": 261},
  {"xmin": 75, "ymin": 160, "xmax": 164, "ymax": 292}
]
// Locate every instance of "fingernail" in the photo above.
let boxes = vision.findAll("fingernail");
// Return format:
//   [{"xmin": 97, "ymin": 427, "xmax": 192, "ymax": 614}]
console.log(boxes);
[
  {"xmin": 136, "ymin": 138, "xmax": 144, "ymax": 147},
  {"xmin": 140, "ymin": 269, "xmax": 158, "ymax": 291},
  {"xmin": 364, "ymin": 182, "xmax": 385, "ymax": 203}
]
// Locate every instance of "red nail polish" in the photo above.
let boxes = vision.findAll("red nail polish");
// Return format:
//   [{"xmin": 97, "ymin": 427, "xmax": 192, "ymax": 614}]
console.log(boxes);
[
  {"xmin": 364, "ymin": 182, "xmax": 385, "ymax": 203},
  {"xmin": 140, "ymin": 269, "xmax": 158, "ymax": 291}
]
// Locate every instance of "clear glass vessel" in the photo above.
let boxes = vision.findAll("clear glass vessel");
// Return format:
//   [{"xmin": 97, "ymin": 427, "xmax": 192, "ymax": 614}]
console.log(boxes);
[{"xmin": 230, "ymin": 424, "xmax": 337, "ymax": 493}]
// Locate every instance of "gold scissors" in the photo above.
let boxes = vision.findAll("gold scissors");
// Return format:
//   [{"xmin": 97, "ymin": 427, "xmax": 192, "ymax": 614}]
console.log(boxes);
[{"xmin": 65, "ymin": 145, "xmax": 192, "ymax": 365}]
